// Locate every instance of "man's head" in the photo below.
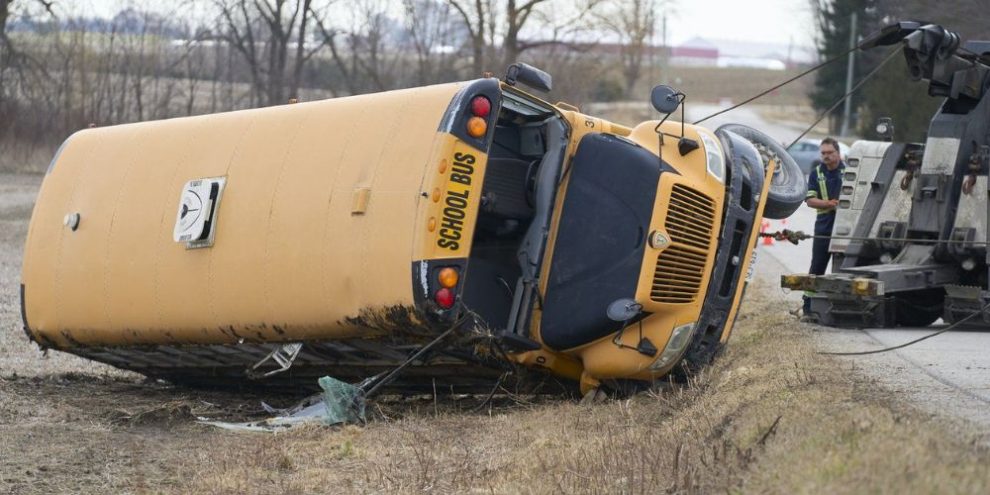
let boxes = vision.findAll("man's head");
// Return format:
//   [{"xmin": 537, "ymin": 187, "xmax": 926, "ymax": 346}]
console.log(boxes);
[{"xmin": 819, "ymin": 137, "xmax": 842, "ymax": 170}]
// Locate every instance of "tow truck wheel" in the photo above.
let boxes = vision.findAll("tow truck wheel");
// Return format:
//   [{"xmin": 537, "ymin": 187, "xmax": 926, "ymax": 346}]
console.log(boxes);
[
  {"xmin": 895, "ymin": 289, "xmax": 945, "ymax": 327},
  {"xmin": 715, "ymin": 124, "xmax": 805, "ymax": 220}
]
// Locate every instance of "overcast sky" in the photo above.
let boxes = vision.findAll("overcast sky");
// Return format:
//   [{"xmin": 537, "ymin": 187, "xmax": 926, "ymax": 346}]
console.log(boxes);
[
  {"xmin": 665, "ymin": 0, "xmax": 817, "ymax": 47},
  {"xmin": 71, "ymin": 0, "xmax": 818, "ymax": 49}
]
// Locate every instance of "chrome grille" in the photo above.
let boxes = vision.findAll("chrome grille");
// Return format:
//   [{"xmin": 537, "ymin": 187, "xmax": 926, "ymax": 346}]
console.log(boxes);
[{"xmin": 651, "ymin": 185, "xmax": 715, "ymax": 304}]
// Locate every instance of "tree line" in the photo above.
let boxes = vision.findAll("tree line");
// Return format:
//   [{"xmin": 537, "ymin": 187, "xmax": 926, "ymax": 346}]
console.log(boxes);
[
  {"xmin": 1, "ymin": 0, "xmax": 673, "ymax": 167},
  {"xmin": 6, "ymin": 0, "xmax": 987, "ymax": 171}
]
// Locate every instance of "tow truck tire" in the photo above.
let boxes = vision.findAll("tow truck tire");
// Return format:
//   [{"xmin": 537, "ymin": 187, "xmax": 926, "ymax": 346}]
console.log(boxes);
[
  {"xmin": 716, "ymin": 124, "xmax": 805, "ymax": 220},
  {"xmin": 895, "ymin": 289, "xmax": 945, "ymax": 327}
]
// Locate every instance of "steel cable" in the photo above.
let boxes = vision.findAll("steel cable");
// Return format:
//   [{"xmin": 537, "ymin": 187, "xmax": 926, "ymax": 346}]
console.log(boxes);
[{"xmin": 818, "ymin": 302, "xmax": 990, "ymax": 356}]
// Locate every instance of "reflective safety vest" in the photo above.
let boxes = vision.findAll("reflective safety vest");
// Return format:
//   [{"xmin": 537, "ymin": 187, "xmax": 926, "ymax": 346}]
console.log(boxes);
[{"xmin": 811, "ymin": 164, "xmax": 836, "ymax": 215}]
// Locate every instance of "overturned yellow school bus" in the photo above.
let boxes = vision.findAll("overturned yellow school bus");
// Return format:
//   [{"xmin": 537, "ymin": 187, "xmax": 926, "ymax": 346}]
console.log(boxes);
[{"xmin": 20, "ymin": 65, "xmax": 804, "ymax": 395}]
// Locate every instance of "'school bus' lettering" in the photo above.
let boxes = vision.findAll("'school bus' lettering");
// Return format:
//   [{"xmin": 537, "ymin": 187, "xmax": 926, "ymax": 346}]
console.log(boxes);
[{"xmin": 437, "ymin": 151, "xmax": 476, "ymax": 250}]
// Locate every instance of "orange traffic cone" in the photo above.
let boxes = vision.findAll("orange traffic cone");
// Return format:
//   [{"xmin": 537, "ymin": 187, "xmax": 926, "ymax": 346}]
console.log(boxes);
[{"xmin": 761, "ymin": 220, "xmax": 774, "ymax": 246}]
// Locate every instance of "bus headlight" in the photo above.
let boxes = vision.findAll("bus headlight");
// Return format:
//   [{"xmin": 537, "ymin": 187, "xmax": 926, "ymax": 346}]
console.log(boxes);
[
  {"xmin": 650, "ymin": 322, "xmax": 697, "ymax": 371},
  {"xmin": 699, "ymin": 133, "xmax": 725, "ymax": 183}
]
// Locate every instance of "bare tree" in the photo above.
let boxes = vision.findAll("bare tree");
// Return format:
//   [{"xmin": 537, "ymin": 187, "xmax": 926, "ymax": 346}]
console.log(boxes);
[
  {"xmin": 447, "ymin": 0, "xmax": 495, "ymax": 75},
  {"xmin": 350, "ymin": 0, "xmax": 405, "ymax": 91},
  {"xmin": 215, "ymin": 0, "xmax": 326, "ymax": 106},
  {"xmin": 402, "ymin": 0, "xmax": 457, "ymax": 85},
  {"xmin": 310, "ymin": 8, "xmax": 355, "ymax": 96},
  {"xmin": 501, "ymin": 0, "xmax": 551, "ymax": 68},
  {"xmin": 446, "ymin": 0, "xmax": 603, "ymax": 76},
  {"xmin": 0, "ymin": 0, "xmax": 54, "ymax": 54},
  {"xmin": 1, "ymin": 0, "xmax": 55, "ymax": 102},
  {"xmin": 599, "ymin": 0, "xmax": 665, "ymax": 95}
]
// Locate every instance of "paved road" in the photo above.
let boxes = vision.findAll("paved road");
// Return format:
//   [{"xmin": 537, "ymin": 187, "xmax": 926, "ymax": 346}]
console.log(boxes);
[{"xmin": 688, "ymin": 103, "xmax": 810, "ymax": 146}]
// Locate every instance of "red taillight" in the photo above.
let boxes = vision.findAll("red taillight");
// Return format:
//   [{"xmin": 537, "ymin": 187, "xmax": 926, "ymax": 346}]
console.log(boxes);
[
  {"xmin": 435, "ymin": 288, "xmax": 455, "ymax": 309},
  {"xmin": 471, "ymin": 96, "xmax": 491, "ymax": 118}
]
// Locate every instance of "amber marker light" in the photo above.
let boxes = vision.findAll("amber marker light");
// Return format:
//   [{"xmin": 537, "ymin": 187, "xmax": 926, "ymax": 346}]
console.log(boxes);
[
  {"xmin": 438, "ymin": 267, "xmax": 459, "ymax": 288},
  {"xmin": 467, "ymin": 116, "xmax": 487, "ymax": 138}
]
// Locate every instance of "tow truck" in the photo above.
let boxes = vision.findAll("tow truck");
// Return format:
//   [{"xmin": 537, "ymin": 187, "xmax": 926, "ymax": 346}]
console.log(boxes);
[{"xmin": 781, "ymin": 22, "xmax": 990, "ymax": 328}]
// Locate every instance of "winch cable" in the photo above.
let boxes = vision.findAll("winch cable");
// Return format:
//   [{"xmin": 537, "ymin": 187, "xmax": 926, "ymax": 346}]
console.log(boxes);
[
  {"xmin": 692, "ymin": 36, "xmax": 898, "ymax": 126},
  {"xmin": 692, "ymin": 41, "xmax": 863, "ymax": 125},
  {"xmin": 786, "ymin": 47, "xmax": 901, "ymax": 148},
  {"xmin": 759, "ymin": 229, "xmax": 990, "ymax": 246},
  {"xmin": 818, "ymin": 302, "xmax": 990, "ymax": 356}
]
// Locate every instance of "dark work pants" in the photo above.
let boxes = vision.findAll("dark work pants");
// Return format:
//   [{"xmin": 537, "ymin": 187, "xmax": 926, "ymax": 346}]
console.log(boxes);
[
  {"xmin": 803, "ymin": 231, "xmax": 832, "ymax": 313},
  {"xmin": 809, "ymin": 236, "xmax": 830, "ymax": 275}
]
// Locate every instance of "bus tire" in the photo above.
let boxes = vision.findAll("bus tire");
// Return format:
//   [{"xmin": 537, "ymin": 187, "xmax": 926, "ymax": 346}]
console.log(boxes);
[{"xmin": 716, "ymin": 123, "xmax": 805, "ymax": 220}]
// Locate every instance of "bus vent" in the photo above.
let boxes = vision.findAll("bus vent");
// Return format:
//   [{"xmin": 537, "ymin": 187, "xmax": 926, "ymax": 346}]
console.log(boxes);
[
  {"xmin": 651, "ymin": 185, "xmax": 714, "ymax": 304},
  {"xmin": 665, "ymin": 184, "xmax": 715, "ymax": 250},
  {"xmin": 651, "ymin": 245, "xmax": 706, "ymax": 304}
]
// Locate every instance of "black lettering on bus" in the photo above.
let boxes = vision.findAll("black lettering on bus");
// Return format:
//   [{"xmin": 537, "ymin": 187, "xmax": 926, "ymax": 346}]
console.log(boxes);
[
  {"xmin": 443, "ymin": 207, "xmax": 465, "ymax": 221},
  {"xmin": 438, "ymin": 238, "xmax": 460, "ymax": 250},
  {"xmin": 453, "ymin": 152, "xmax": 476, "ymax": 165},
  {"xmin": 439, "ymin": 228, "xmax": 461, "ymax": 241},
  {"xmin": 441, "ymin": 217, "xmax": 463, "ymax": 230},
  {"xmin": 435, "ymin": 153, "xmax": 476, "ymax": 251},
  {"xmin": 445, "ymin": 196, "xmax": 468, "ymax": 210},
  {"xmin": 451, "ymin": 162, "xmax": 474, "ymax": 176},
  {"xmin": 450, "ymin": 172, "xmax": 471, "ymax": 185}
]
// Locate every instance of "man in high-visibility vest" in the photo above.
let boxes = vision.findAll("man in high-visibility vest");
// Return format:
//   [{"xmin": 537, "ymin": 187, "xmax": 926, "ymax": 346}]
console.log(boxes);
[{"xmin": 802, "ymin": 137, "xmax": 846, "ymax": 319}]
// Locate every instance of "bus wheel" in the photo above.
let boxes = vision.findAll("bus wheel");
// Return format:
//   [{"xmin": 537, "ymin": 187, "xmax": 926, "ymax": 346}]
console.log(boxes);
[{"xmin": 716, "ymin": 123, "xmax": 805, "ymax": 220}]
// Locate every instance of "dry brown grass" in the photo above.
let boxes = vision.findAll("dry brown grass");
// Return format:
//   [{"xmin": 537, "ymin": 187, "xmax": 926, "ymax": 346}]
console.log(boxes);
[
  {"xmin": 0, "ymin": 138, "xmax": 58, "ymax": 174},
  {"xmin": 640, "ymin": 66, "xmax": 813, "ymax": 107}
]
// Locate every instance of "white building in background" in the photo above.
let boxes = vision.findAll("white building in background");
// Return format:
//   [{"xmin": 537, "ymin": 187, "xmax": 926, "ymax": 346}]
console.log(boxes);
[
  {"xmin": 670, "ymin": 37, "xmax": 816, "ymax": 70},
  {"xmin": 717, "ymin": 57, "xmax": 788, "ymax": 71},
  {"xmin": 670, "ymin": 38, "xmax": 719, "ymax": 67}
]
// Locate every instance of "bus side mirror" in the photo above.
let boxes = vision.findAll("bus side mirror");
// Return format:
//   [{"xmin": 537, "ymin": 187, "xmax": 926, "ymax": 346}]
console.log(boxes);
[
  {"xmin": 651, "ymin": 85, "xmax": 681, "ymax": 114},
  {"xmin": 606, "ymin": 298, "xmax": 642, "ymax": 322},
  {"xmin": 504, "ymin": 63, "xmax": 552, "ymax": 92}
]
